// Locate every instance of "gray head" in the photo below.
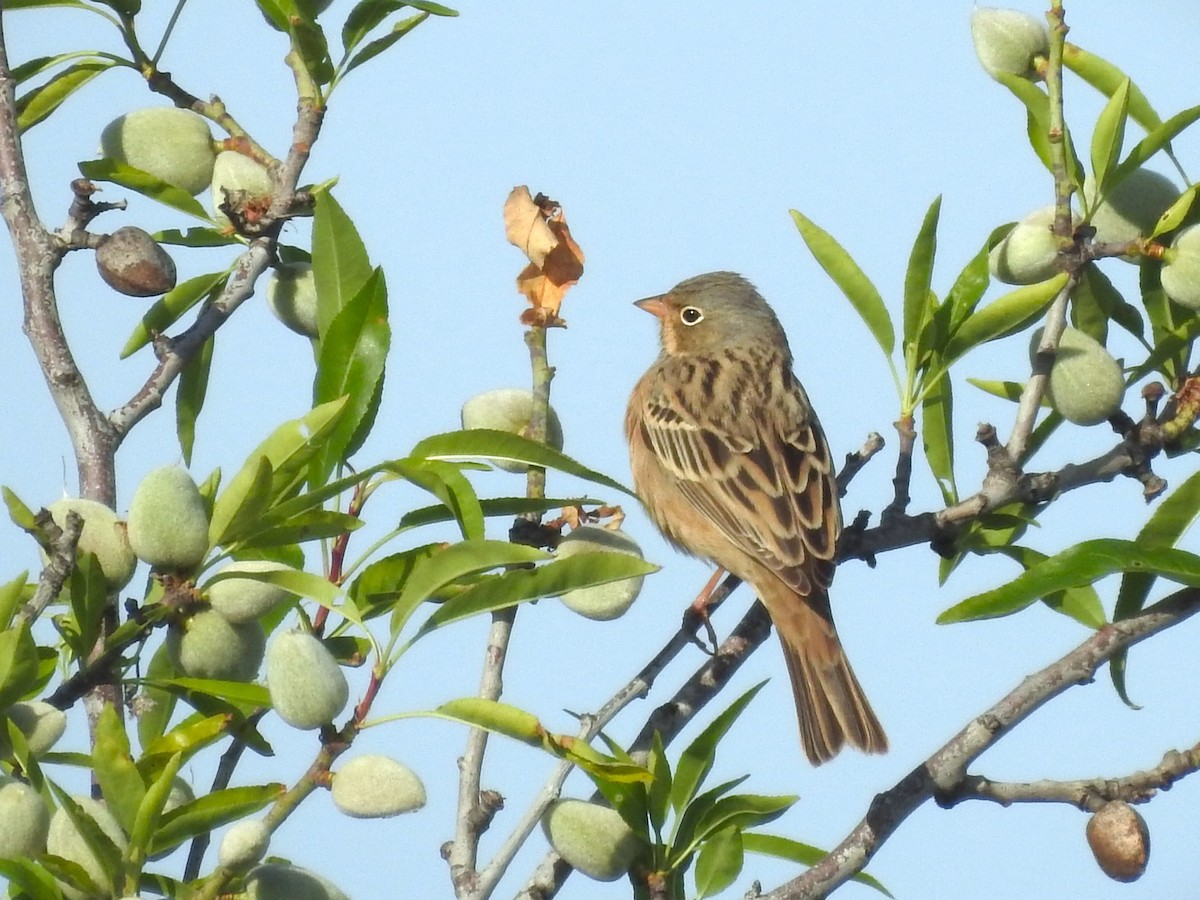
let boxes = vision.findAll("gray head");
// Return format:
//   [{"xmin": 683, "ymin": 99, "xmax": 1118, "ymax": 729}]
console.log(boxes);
[{"xmin": 635, "ymin": 271, "xmax": 790, "ymax": 357}]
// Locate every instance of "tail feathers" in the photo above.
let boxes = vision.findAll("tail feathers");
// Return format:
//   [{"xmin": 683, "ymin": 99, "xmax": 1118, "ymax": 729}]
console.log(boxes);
[{"xmin": 780, "ymin": 636, "xmax": 888, "ymax": 765}]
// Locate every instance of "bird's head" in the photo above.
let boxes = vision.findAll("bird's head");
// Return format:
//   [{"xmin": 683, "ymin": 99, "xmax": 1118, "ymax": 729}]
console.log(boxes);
[{"xmin": 635, "ymin": 271, "xmax": 789, "ymax": 357}]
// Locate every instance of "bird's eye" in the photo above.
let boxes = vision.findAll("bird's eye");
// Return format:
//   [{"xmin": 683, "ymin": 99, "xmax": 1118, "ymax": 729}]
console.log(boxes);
[{"xmin": 679, "ymin": 306, "xmax": 704, "ymax": 326}]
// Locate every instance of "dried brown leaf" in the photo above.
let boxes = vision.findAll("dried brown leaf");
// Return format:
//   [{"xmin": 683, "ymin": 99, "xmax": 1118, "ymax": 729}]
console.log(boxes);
[{"xmin": 504, "ymin": 185, "xmax": 558, "ymax": 267}]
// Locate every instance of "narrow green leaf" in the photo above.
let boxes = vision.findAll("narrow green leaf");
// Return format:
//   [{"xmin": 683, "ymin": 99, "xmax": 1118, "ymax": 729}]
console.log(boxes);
[
  {"xmin": 942, "ymin": 274, "xmax": 1067, "ymax": 365},
  {"xmin": 121, "ymin": 271, "xmax": 228, "ymax": 358},
  {"xmin": 1063, "ymin": 43, "xmax": 1164, "ymax": 134},
  {"xmin": 78, "ymin": 158, "xmax": 210, "ymax": 220},
  {"xmin": 1082, "ymin": 263, "xmax": 1143, "ymax": 339},
  {"xmin": 670, "ymin": 682, "xmax": 765, "ymax": 818},
  {"xmin": 645, "ymin": 732, "xmax": 672, "ymax": 835},
  {"xmin": 903, "ymin": 196, "xmax": 942, "ymax": 358},
  {"xmin": 342, "ymin": 0, "xmax": 407, "ymax": 52},
  {"xmin": 238, "ymin": 509, "xmax": 363, "ymax": 548},
  {"xmin": 150, "ymin": 784, "xmax": 283, "ymax": 856},
  {"xmin": 406, "ymin": 1, "xmax": 457, "ymax": 13},
  {"xmin": 995, "ymin": 72, "xmax": 1052, "ymax": 169},
  {"xmin": 347, "ymin": 544, "xmax": 441, "ymax": 619},
  {"xmin": 311, "ymin": 191, "xmax": 373, "ymax": 338},
  {"xmin": 290, "ymin": 16, "xmax": 335, "ymax": 86},
  {"xmin": 127, "ymin": 752, "xmax": 183, "ymax": 877},
  {"xmin": 49, "ymin": 785, "xmax": 124, "ymax": 893},
  {"xmin": 921, "ymin": 369, "xmax": 957, "ymax": 505},
  {"xmin": 937, "ymin": 231, "xmax": 998, "ymax": 343},
  {"xmin": 140, "ymin": 712, "xmax": 234, "ymax": 763},
  {"xmin": 1135, "ymin": 261, "xmax": 1194, "ymax": 384},
  {"xmin": 939, "ymin": 539, "xmax": 1200, "ymax": 624},
  {"xmin": 1115, "ymin": 104, "xmax": 1200, "ymax": 194},
  {"xmin": 176, "ymin": 334, "xmax": 214, "ymax": 465},
  {"xmin": 1090, "ymin": 78, "xmax": 1130, "ymax": 193},
  {"xmin": 415, "ymin": 550, "xmax": 658, "ymax": 637},
  {"xmin": 342, "ymin": 13, "xmax": 429, "ymax": 78},
  {"xmin": 210, "ymin": 456, "xmax": 274, "ymax": 548},
  {"xmin": 389, "ymin": 459, "xmax": 483, "ymax": 540},
  {"xmin": 147, "ymin": 677, "xmax": 271, "ymax": 709},
  {"xmin": 433, "ymin": 697, "xmax": 543, "ymax": 745},
  {"xmin": 93, "ymin": 703, "xmax": 146, "ymax": 835},
  {"xmin": 695, "ymin": 827, "xmax": 744, "ymax": 900},
  {"xmin": 0, "ymin": 857, "xmax": 62, "ymax": 900},
  {"xmin": 0, "ymin": 622, "xmax": 39, "ymax": 709},
  {"xmin": 1150, "ymin": 182, "xmax": 1200, "ymax": 239},
  {"xmin": 670, "ymin": 776, "xmax": 750, "ymax": 865},
  {"xmin": 137, "ymin": 643, "xmax": 177, "ymax": 752},
  {"xmin": 689, "ymin": 794, "xmax": 795, "ymax": 849},
  {"xmin": 398, "ymin": 496, "xmax": 598, "ymax": 531},
  {"xmin": 411, "ymin": 429, "xmax": 634, "ymax": 496},
  {"xmin": 153, "ymin": 226, "xmax": 239, "ymax": 248},
  {"xmin": 966, "ymin": 378, "xmax": 1028, "ymax": 403},
  {"xmin": 0, "ymin": 572, "xmax": 29, "ymax": 631},
  {"xmin": 742, "ymin": 833, "xmax": 893, "ymax": 897},
  {"xmin": 791, "ymin": 209, "xmax": 894, "ymax": 356},
  {"xmin": 997, "ymin": 546, "xmax": 1106, "ymax": 629},
  {"xmin": 18, "ymin": 60, "xmax": 115, "ymax": 131},
  {"xmin": 203, "ymin": 564, "xmax": 339, "ymax": 606}
]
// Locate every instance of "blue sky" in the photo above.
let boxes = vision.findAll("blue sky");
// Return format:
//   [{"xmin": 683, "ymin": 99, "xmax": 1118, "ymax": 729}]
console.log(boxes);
[{"xmin": 3, "ymin": 2, "xmax": 1200, "ymax": 898}]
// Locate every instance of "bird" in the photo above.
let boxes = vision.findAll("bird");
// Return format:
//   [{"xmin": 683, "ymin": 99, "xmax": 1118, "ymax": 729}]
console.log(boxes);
[{"xmin": 625, "ymin": 271, "xmax": 887, "ymax": 765}]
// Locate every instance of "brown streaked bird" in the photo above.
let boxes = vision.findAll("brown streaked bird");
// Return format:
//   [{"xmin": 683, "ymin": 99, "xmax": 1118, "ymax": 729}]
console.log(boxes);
[{"xmin": 625, "ymin": 271, "xmax": 887, "ymax": 765}]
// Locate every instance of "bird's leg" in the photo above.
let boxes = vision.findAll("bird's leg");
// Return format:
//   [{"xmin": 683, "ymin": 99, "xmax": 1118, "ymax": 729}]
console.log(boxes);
[{"xmin": 683, "ymin": 566, "xmax": 725, "ymax": 654}]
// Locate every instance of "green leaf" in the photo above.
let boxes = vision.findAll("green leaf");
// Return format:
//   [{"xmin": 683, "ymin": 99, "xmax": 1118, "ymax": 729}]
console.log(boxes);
[
  {"xmin": 49, "ymin": 785, "xmax": 124, "ymax": 893},
  {"xmin": 742, "ymin": 833, "xmax": 893, "ymax": 897},
  {"xmin": 137, "ymin": 643, "xmax": 177, "ymax": 752},
  {"xmin": 398, "ymin": 495, "xmax": 598, "ymax": 531},
  {"xmin": 93, "ymin": 703, "xmax": 146, "ymax": 835},
  {"xmin": 121, "ymin": 271, "xmax": 229, "ymax": 358},
  {"xmin": 687, "ymin": 794, "xmax": 795, "ymax": 851},
  {"xmin": 1063, "ymin": 43, "xmax": 1165, "ymax": 135},
  {"xmin": 0, "ymin": 857, "xmax": 63, "ymax": 900},
  {"xmin": 147, "ymin": 677, "xmax": 271, "ymax": 710},
  {"xmin": 937, "ymin": 231, "xmax": 997, "ymax": 345},
  {"xmin": 342, "ymin": 12, "xmax": 430, "ymax": 79},
  {"xmin": 203, "ymin": 564, "xmax": 339, "ymax": 607},
  {"xmin": 939, "ymin": 539, "xmax": 1200, "ymax": 624},
  {"xmin": 311, "ymin": 191, "xmax": 374, "ymax": 338},
  {"xmin": 966, "ymin": 379, "xmax": 1028, "ymax": 403},
  {"xmin": 695, "ymin": 827, "xmax": 744, "ymax": 900},
  {"xmin": 670, "ymin": 682, "xmax": 765, "ymax": 818},
  {"xmin": 903, "ymin": 196, "xmax": 942, "ymax": 362},
  {"xmin": 994, "ymin": 72, "xmax": 1082, "ymax": 187},
  {"xmin": 0, "ymin": 572, "xmax": 29, "ymax": 631},
  {"xmin": 18, "ymin": 60, "xmax": 116, "ymax": 131},
  {"xmin": 150, "ymin": 784, "xmax": 283, "ymax": 856},
  {"xmin": 942, "ymin": 274, "xmax": 1067, "ymax": 366},
  {"xmin": 415, "ymin": 550, "xmax": 658, "ymax": 637},
  {"xmin": 239, "ymin": 509, "xmax": 363, "ymax": 548},
  {"xmin": 290, "ymin": 16, "xmax": 335, "ymax": 86},
  {"xmin": 921, "ymin": 369, "xmax": 957, "ymax": 505},
  {"xmin": 646, "ymin": 731, "xmax": 672, "ymax": 836},
  {"xmin": 1090, "ymin": 77, "xmax": 1130, "ymax": 193},
  {"xmin": 1135, "ymin": 261, "xmax": 1194, "ymax": 384},
  {"xmin": 411, "ymin": 429, "xmax": 634, "ymax": 496},
  {"xmin": 153, "ymin": 226, "xmax": 239, "ymax": 248},
  {"xmin": 996, "ymin": 546, "xmax": 1106, "ymax": 629},
  {"xmin": 177, "ymin": 334, "xmax": 214, "ymax": 465},
  {"xmin": 127, "ymin": 752, "xmax": 183, "ymax": 878},
  {"xmin": 791, "ymin": 209, "xmax": 894, "ymax": 356},
  {"xmin": 433, "ymin": 697, "xmax": 543, "ymax": 745},
  {"xmin": 1081, "ymin": 263, "xmax": 1143, "ymax": 339},
  {"xmin": 389, "ymin": 458, "xmax": 483, "ymax": 540},
  {"xmin": 0, "ymin": 622, "xmax": 39, "ymax": 709},
  {"xmin": 140, "ymin": 712, "xmax": 235, "ymax": 764},
  {"xmin": 1150, "ymin": 182, "xmax": 1200, "ymax": 240},
  {"xmin": 1117, "ymin": 105, "xmax": 1200, "ymax": 197},
  {"xmin": 78, "ymin": 158, "xmax": 210, "ymax": 220},
  {"xmin": 347, "ymin": 544, "xmax": 441, "ymax": 619},
  {"xmin": 343, "ymin": 0, "xmax": 407, "ymax": 52}
]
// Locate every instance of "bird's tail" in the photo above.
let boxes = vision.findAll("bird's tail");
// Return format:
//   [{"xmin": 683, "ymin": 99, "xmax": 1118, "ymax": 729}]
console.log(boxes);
[{"xmin": 765, "ymin": 587, "xmax": 887, "ymax": 765}]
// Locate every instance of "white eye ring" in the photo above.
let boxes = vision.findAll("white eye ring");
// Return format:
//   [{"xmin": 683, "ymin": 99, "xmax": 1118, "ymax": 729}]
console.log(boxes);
[{"xmin": 679, "ymin": 306, "xmax": 704, "ymax": 326}]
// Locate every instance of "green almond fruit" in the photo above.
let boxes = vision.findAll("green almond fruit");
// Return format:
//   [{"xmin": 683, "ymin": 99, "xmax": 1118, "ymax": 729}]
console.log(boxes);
[
  {"xmin": 0, "ymin": 775, "xmax": 51, "ymax": 859},
  {"xmin": 542, "ymin": 798, "xmax": 642, "ymax": 882},
  {"xmin": 266, "ymin": 631, "xmax": 349, "ymax": 730},
  {"xmin": 556, "ymin": 526, "xmax": 646, "ymax": 621},
  {"xmin": 46, "ymin": 497, "xmax": 137, "ymax": 590},
  {"xmin": 127, "ymin": 465, "xmax": 209, "ymax": 572},
  {"xmin": 95, "ymin": 226, "xmax": 177, "ymax": 297},
  {"xmin": 211, "ymin": 150, "xmax": 273, "ymax": 227},
  {"xmin": 267, "ymin": 262, "xmax": 320, "ymax": 338},
  {"xmin": 1086, "ymin": 170, "xmax": 1180, "ymax": 254},
  {"xmin": 100, "ymin": 107, "xmax": 216, "ymax": 196},
  {"xmin": 46, "ymin": 797, "xmax": 128, "ymax": 900},
  {"xmin": 5, "ymin": 700, "xmax": 68, "ymax": 756},
  {"xmin": 988, "ymin": 206, "xmax": 1068, "ymax": 285},
  {"xmin": 331, "ymin": 755, "xmax": 426, "ymax": 819},
  {"xmin": 460, "ymin": 388, "xmax": 565, "ymax": 473},
  {"xmin": 1160, "ymin": 223, "xmax": 1200, "ymax": 309},
  {"xmin": 246, "ymin": 863, "xmax": 349, "ymax": 900},
  {"xmin": 219, "ymin": 819, "xmax": 271, "ymax": 869},
  {"xmin": 1087, "ymin": 800, "xmax": 1149, "ymax": 883},
  {"xmin": 1030, "ymin": 326, "xmax": 1125, "ymax": 425},
  {"xmin": 971, "ymin": 7, "xmax": 1049, "ymax": 81},
  {"xmin": 166, "ymin": 609, "xmax": 265, "ymax": 682},
  {"xmin": 204, "ymin": 560, "xmax": 297, "ymax": 624}
]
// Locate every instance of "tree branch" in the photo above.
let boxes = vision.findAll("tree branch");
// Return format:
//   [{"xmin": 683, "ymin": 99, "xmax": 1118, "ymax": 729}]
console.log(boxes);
[{"xmin": 759, "ymin": 586, "xmax": 1200, "ymax": 899}]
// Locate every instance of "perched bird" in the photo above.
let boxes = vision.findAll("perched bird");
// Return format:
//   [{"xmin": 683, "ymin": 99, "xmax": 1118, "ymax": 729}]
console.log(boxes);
[{"xmin": 625, "ymin": 271, "xmax": 887, "ymax": 765}]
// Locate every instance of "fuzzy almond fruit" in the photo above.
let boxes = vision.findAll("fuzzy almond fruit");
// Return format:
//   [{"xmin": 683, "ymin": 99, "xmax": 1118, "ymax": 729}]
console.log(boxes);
[
  {"xmin": 46, "ymin": 797, "xmax": 128, "ymax": 900},
  {"xmin": 46, "ymin": 497, "xmax": 137, "ymax": 590},
  {"xmin": 460, "ymin": 388, "xmax": 565, "ymax": 473},
  {"xmin": 0, "ymin": 775, "xmax": 50, "ymax": 859},
  {"xmin": 988, "ymin": 206, "xmax": 1070, "ymax": 285},
  {"xmin": 267, "ymin": 262, "xmax": 320, "ymax": 338},
  {"xmin": 1087, "ymin": 800, "xmax": 1150, "ymax": 882},
  {"xmin": 555, "ymin": 526, "xmax": 646, "ymax": 621},
  {"xmin": 1086, "ymin": 170, "xmax": 1180, "ymax": 255},
  {"xmin": 266, "ymin": 631, "xmax": 349, "ymax": 730},
  {"xmin": 4, "ymin": 700, "xmax": 68, "ymax": 757},
  {"xmin": 245, "ymin": 863, "xmax": 349, "ymax": 900},
  {"xmin": 219, "ymin": 819, "xmax": 271, "ymax": 869},
  {"xmin": 100, "ymin": 107, "xmax": 216, "ymax": 195},
  {"xmin": 166, "ymin": 609, "xmax": 265, "ymax": 682},
  {"xmin": 971, "ymin": 8, "xmax": 1048, "ymax": 81},
  {"xmin": 95, "ymin": 226, "xmax": 177, "ymax": 297},
  {"xmin": 542, "ymin": 798, "xmax": 642, "ymax": 882},
  {"xmin": 127, "ymin": 465, "xmax": 209, "ymax": 571},
  {"xmin": 1030, "ymin": 326, "xmax": 1125, "ymax": 425},
  {"xmin": 1161, "ymin": 223, "xmax": 1200, "ymax": 310},
  {"xmin": 204, "ymin": 560, "xmax": 297, "ymax": 624},
  {"xmin": 211, "ymin": 150, "xmax": 273, "ymax": 228},
  {"xmin": 331, "ymin": 755, "xmax": 426, "ymax": 818}
]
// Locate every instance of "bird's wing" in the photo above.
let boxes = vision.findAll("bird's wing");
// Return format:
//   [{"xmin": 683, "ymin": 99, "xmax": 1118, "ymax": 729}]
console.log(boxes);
[{"xmin": 640, "ymin": 369, "xmax": 839, "ymax": 596}]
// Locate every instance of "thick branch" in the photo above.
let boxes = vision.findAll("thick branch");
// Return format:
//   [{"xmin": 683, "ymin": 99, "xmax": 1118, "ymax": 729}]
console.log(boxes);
[{"xmin": 760, "ymin": 586, "xmax": 1200, "ymax": 899}]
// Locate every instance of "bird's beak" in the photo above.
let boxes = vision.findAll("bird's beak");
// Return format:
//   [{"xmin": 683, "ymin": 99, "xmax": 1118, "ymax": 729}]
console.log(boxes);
[{"xmin": 634, "ymin": 294, "xmax": 669, "ymax": 318}]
